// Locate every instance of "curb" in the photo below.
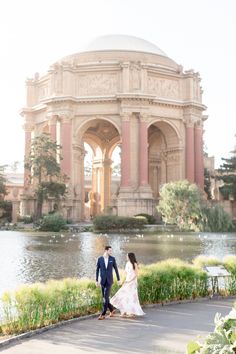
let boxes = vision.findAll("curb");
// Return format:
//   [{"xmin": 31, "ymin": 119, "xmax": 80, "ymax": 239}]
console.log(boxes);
[
  {"xmin": 1, "ymin": 295, "xmax": 236, "ymax": 349},
  {"xmin": 0, "ymin": 313, "xmax": 98, "ymax": 349}
]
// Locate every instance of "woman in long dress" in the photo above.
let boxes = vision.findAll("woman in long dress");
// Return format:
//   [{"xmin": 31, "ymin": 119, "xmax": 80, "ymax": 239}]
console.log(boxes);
[{"xmin": 110, "ymin": 252, "xmax": 145, "ymax": 317}]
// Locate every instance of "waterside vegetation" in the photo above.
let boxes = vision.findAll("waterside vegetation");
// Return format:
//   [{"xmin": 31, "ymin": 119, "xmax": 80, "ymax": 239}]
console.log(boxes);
[{"xmin": 1, "ymin": 256, "xmax": 236, "ymax": 336}]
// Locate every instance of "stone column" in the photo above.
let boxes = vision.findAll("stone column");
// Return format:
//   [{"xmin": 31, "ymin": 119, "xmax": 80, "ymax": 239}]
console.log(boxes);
[
  {"xmin": 48, "ymin": 114, "xmax": 57, "ymax": 143},
  {"xmin": 120, "ymin": 113, "xmax": 131, "ymax": 188},
  {"xmin": 103, "ymin": 158, "xmax": 113, "ymax": 211},
  {"xmin": 139, "ymin": 114, "xmax": 149, "ymax": 187},
  {"xmin": 185, "ymin": 122, "xmax": 195, "ymax": 183},
  {"xmin": 23, "ymin": 121, "xmax": 33, "ymax": 187},
  {"xmin": 60, "ymin": 115, "xmax": 72, "ymax": 177},
  {"xmin": 71, "ymin": 143, "xmax": 85, "ymax": 221},
  {"xmin": 194, "ymin": 121, "xmax": 204, "ymax": 189},
  {"xmin": 12, "ymin": 200, "xmax": 20, "ymax": 223}
]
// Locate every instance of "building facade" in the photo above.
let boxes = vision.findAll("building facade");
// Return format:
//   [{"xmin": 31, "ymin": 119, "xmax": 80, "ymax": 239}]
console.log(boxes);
[{"xmin": 21, "ymin": 35, "xmax": 206, "ymax": 221}]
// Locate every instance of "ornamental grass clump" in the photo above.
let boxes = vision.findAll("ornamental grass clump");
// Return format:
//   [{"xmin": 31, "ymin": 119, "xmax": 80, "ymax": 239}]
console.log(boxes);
[
  {"xmin": 138, "ymin": 259, "xmax": 208, "ymax": 304},
  {"xmin": 223, "ymin": 255, "xmax": 236, "ymax": 295},
  {"xmin": 0, "ymin": 278, "xmax": 101, "ymax": 335},
  {"xmin": 192, "ymin": 255, "xmax": 222, "ymax": 268}
]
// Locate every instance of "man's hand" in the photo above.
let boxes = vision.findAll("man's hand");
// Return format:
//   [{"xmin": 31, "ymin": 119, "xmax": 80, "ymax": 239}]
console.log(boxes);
[
  {"xmin": 118, "ymin": 280, "xmax": 122, "ymax": 286},
  {"xmin": 95, "ymin": 281, "xmax": 100, "ymax": 287}
]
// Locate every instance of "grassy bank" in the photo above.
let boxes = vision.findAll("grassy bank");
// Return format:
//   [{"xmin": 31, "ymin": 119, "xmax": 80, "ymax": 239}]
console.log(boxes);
[{"xmin": 1, "ymin": 256, "xmax": 236, "ymax": 336}]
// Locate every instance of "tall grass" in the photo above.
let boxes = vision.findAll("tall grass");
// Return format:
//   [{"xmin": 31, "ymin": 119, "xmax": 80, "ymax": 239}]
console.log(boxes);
[
  {"xmin": 138, "ymin": 259, "xmax": 208, "ymax": 304},
  {"xmin": 0, "ymin": 278, "xmax": 101, "ymax": 335},
  {"xmin": 2, "ymin": 255, "xmax": 236, "ymax": 336}
]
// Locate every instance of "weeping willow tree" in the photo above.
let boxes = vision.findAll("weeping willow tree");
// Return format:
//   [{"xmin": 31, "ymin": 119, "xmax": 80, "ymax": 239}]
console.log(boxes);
[{"xmin": 25, "ymin": 133, "xmax": 67, "ymax": 220}]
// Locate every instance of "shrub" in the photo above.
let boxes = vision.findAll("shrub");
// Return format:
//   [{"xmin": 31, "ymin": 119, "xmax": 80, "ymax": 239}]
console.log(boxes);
[
  {"xmin": 135, "ymin": 213, "xmax": 156, "ymax": 224},
  {"xmin": 201, "ymin": 204, "xmax": 233, "ymax": 232},
  {"xmin": 39, "ymin": 213, "xmax": 68, "ymax": 232},
  {"xmin": 18, "ymin": 215, "xmax": 33, "ymax": 224},
  {"xmin": 93, "ymin": 215, "xmax": 147, "ymax": 231},
  {"xmin": 0, "ymin": 201, "xmax": 12, "ymax": 222}
]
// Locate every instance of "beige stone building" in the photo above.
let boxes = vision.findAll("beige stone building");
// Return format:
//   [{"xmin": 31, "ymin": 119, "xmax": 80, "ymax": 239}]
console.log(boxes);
[
  {"xmin": 21, "ymin": 35, "xmax": 206, "ymax": 221},
  {"xmin": 3, "ymin": 173, "xmax": 24, "ymax": 222}
]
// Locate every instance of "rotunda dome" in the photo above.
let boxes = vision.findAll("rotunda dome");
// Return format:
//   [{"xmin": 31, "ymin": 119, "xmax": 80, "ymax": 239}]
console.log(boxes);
[{"xmin": 83, "ymin": 34, "xmax": 167, "ymax": 57}]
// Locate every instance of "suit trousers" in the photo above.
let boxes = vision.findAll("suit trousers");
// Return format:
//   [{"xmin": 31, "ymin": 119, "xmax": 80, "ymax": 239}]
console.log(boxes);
[{"xmin": 101, "ymin": 280, "xmax": 114, "ymax": 316}]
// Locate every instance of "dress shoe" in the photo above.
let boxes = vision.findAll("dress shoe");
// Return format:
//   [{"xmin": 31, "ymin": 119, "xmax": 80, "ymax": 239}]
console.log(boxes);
[
  {"xmin": 98, "ymin": 315, "xmax": 105, "ymax": 320},
  {"xmin": 109, "ymin": 310, "xmax": 116, "ymax": 317}
]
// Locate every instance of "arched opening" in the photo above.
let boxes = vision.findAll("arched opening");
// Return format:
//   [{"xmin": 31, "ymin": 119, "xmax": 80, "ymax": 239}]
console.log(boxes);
[
  {"xmin": 148, "ymin": 120, "xmax": 181, "ymax": 198},
  {"xmin": 79, "ymin": 119, "xmax": 120, "ymax": 219}
]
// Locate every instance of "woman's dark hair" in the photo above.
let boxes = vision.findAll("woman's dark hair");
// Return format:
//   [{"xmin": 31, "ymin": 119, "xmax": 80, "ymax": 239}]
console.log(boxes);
[{"xmin": 128, "ymin": 252, "xmax": 137, "ymax": 270}]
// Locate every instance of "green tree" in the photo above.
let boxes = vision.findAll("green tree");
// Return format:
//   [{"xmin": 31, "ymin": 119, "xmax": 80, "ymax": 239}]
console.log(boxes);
[
  {"xmin": 218, "ymin": 138, "xmax": 236, "ymax": 200},
  {"xmin": 112, "ymin": 162, "xmax": 121, "ymax": 176},
  {"xmin": 201, "ymin": 204, "xmax": 233, "ymax": 232},
  {"xmin": 25, "ymin": 133, "xmax": 66, "ymax": 220},
  {"xmin": 204, "ymin": 167, "xmax": 212, "ymax": 200},
  {"xmin": 157, "ymin": 180, "xmax": 203, "ymax": 231}
]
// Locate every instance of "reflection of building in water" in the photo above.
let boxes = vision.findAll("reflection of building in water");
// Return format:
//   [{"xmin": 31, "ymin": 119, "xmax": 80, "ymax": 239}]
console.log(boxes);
[{"xmin": 21, "ymin": 34, "xmax": 207, "ymax": 221}]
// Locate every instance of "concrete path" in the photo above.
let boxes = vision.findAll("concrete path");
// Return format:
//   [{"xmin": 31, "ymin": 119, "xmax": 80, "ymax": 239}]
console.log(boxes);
[{"xmin": 0, "ymin": 298, "xmax": 235, "ymax": 354}]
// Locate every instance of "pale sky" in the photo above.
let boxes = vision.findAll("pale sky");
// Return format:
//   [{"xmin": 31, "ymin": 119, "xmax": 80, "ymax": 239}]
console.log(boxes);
[{"xmin": 0, "ymin": 0, "xmax": 235, "ymax": 170}]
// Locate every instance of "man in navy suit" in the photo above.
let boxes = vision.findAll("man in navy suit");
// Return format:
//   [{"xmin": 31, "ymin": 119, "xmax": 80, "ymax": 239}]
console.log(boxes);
[{"xmin": 96, "ymin": 245, "xmax": 121, "ymax": 320}]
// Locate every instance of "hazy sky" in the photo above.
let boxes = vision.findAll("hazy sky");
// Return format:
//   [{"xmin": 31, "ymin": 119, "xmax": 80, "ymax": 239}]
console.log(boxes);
[{"xmin": 0, "ymin": 0, "xmax": 235, "ymax": 170}]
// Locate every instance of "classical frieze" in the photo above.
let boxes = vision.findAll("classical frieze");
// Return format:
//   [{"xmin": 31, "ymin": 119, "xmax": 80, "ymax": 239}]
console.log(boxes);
[
  {"xmin": 147, "ymin": 75, "xmax": 179, "ymax": 99},
  {"xmin": 76, "ymin": 73, "xmax": 118, "ymax": 96}
]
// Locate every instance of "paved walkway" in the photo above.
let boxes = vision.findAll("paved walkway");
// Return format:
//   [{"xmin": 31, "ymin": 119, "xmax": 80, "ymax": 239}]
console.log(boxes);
[{"xmin": 0, "ymin": 298, "xmax": 235, "ymax": 354}]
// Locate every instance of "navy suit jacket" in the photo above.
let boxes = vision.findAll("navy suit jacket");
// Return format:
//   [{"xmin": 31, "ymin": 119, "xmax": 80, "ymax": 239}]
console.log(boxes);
[{"xmin": 96, "ymin": 255, "xmax": 120, "ymax": 286}]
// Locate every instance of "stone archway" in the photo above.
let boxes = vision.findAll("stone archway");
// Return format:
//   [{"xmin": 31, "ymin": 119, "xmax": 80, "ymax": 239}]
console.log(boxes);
[
  {"xmin": 148, "ymin": 120, "xmax": 183, "ymax": 199},
  {"xmin": 74, "ymin": 118, "xmax": 120, "ymax": 219}
]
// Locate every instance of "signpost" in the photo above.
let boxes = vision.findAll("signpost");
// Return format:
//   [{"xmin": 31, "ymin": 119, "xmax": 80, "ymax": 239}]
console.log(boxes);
[{"xmin": 205, "ymin": 265, "xmax": 231, "ymax": 296}]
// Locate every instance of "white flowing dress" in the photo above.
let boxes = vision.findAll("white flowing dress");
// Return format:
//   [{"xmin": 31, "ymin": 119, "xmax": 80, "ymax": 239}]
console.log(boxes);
[{"xmin": 110, "ymin": 261, "xmax": 145, "ymax": 316}]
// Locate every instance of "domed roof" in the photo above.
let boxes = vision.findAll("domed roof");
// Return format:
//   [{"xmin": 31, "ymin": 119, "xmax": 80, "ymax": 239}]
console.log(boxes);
[{"xmin": 83, "ymin": 35, "xmax": 167, "ymax": 57}]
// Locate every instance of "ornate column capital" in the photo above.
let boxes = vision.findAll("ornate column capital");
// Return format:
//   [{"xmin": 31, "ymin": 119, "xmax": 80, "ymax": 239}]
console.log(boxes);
[
  {"xmin": 194, "ymin": 119, "xmax": 203, "ymax": 129},
  {"xmin": 120, "ymin": 61, "xmax": 129, "ymax": 69},
  {"xmin": 59, "ymin": 113, "xmax": 72, "ymax": 124},
  {"xmin": 120, "ymin": 112, "xmax": 131, "ymax": 122},
  {"xmin": 139, "ymin": 113, "xmax": 149, "ymax": 123},
  {"xmin": 23, "ymin": 122, "xmax": 34, "ymax": 132},
  {"xmin": 184, "ymin": 116, "xmax": 195, "ymax": 127},
  {"xmin": 72, "ymin": 143, "xmax": 85, "ymax": 160},
  {"xmin": 47, "ymin": 113, "xmax": 58, "ymax": 125}
]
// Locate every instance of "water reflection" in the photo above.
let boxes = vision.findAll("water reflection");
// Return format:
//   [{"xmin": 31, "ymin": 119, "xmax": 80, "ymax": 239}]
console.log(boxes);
[{"xmin": 0, "ymin": 231, "xmax": 236, "ymax": 295}]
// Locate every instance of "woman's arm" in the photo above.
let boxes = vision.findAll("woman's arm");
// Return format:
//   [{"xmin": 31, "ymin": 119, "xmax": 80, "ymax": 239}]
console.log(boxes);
[{"xmin": 125, "ymin": 263, "xmax": 138, "ymax": 283}]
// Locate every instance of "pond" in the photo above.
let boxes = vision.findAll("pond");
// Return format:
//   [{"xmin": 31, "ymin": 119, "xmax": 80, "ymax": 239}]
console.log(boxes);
[{"xmin": 0, "ymin": 230, "xmax": 236, "ymax": 296}]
